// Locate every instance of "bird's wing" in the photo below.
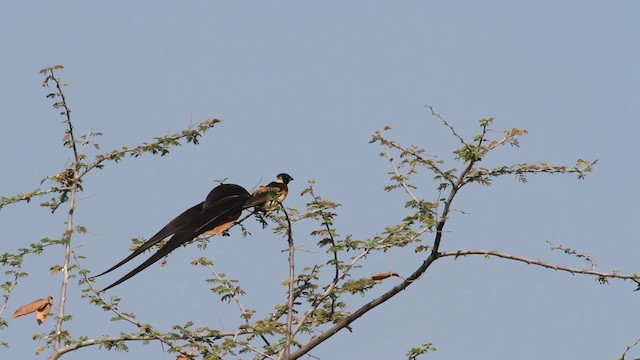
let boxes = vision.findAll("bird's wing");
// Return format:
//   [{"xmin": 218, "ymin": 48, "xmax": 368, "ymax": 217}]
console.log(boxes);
[
  {"xmin": 93, "ymin": 201, "xmax": 203, "ymax": 278},
  {"xmin": 100, "ymin": 192, "xmax": 248, "ymax": 291}
]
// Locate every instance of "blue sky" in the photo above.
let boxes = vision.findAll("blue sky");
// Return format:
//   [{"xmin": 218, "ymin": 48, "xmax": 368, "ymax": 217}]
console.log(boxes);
[{"xmin": 1, "ymin": 1, "xmax": 639, "ymax": 359}]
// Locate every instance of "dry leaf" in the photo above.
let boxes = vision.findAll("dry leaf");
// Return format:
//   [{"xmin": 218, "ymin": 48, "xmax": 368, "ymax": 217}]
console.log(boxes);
[
  {"xmin": 371, "ymin": 272, "xmax": 399, "ymax": 281},
  {"xmin": 13, "ymin": 296, "xmax": 53, "ymax": 319},
  {"xmin": 35, "ymin": 345, "xmax": 47, "ymax": 355},
  {"xmin": 176, "ymin": 349, "xmax": 195, "ymax": 360},
  {"xmin": 310, "ymin": 229, "xmax": 329, "ymax": 236}
]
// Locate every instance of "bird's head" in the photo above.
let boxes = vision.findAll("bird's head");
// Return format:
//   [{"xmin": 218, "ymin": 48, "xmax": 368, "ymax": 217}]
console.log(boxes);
[{"xmin": 276, "ymin": 173, "xmax": 294, "ymax": 184}]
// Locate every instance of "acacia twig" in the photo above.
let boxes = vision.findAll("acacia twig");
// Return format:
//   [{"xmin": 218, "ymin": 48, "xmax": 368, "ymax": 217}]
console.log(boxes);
[
  {"xmin": 201, "ymin": 262, "xmax": 271, "ymax": 349},
  {"xmin": 278, "ymin": 203, "xmax": 295, "ymax": 360},
  {"xmin": 46, "ymin": 67, "xmax": 78, "ymax": 351},
  {"xmin": 620, "ymin": 336, "xmax": 640, "ymax": 360},
  {"xmin": 384, "ymin": 146, "xmax": 419, "ymax": 202},
  {"xmin": 439, "ymin": 249, "xmax": 639, "ymax": 283},
  {"xmin": 426, "ymin": 105, "xmax": 470, "ymax": 148},
  {"xmin": 0, "ymin": 262, "xmax": 22, "ymax": 320},
  {"xmin": 547, "ymin": 241, "xmax": 597, "ymax": 270}
]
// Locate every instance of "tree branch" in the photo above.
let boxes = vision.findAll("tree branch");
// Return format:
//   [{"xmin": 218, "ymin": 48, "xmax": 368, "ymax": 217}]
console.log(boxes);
[
  {"xmin": 619, "ymin": 336, "xmax": 640, "ymax": 360},
  {"xmin": 48, "ymin": 330, "xmax": 243, "ymax": 360},
  {"xmin": 274, "ymin": 203, "xmax": 295, "ymax": 360},
  {"xmin": 200, "ymin": 261, "xmax": 271, "ymax": 349},
  {"xmin": 384, "ymin": 146, "xmax": 419, "ymax": 202},
  {"xmin": 45, "ymin": 66, "xmax": 79, "ymax": 351},
  {"xmin": 439, "ymin": 249, "xmax": 639, "ymax": 282},
  {"xmin": 426, "ymin": 105, "xmax": 470, "ymax": 149},
  {"xmin": 289, "ymin": 251, "xmax": 440, "ymax": 360}
]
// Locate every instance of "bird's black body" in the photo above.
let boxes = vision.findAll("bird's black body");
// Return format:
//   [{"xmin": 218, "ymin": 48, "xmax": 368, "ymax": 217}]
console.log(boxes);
[{"xmin": 96, "ymin": 184, "xmax": 250, "ymax": 291}]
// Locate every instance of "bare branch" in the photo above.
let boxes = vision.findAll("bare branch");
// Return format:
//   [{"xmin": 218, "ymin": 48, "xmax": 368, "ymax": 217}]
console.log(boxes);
[
  {"xmin": 425, "ymin": 105, "xmax": 469, "ymax": 148},
  {"xmin": 620, "ymin": 336, "xmax": 640, "ymax": 360},
  {"xmin": 439, "ymin": 249, "xmax": 639, "ymax": 282},
  {"xmin": 276, "ymin": 203, "xmax": 295, "ymax": 360}
]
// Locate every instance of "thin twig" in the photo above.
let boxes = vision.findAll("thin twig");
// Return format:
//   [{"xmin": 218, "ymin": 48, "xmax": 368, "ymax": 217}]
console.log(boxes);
[
  {"xmin": 382, "ymin": 138, "xmax": 455, "ymax": 188},
  {"xmin": 202, "ymin": 262, "xmax": 271, "ymax": 348},
  {"xmin": 280, "ymin": 203, "xmax": 295, "ymax": 360},
  {"xmin": 0, "ymin": 262, "xmax": 22, "ymax": 319},
  {"xmin": 306, "ymin": 186, "xmax": 340, "ymax": 286},
  {"xmin": 620, "ymin": 336, "xmax": 640, "ymax": 360},
  {"xmin": 425, "ymin": 105, "xmax": 469, "ymax": 148},
  {"xmin": 384, "ymin": 146, "xmax": 419, "ymax": 202},
  {"xmin": 290, "ymin": 246, "xmax": 370, "ymax": 338},
  {"xmin": 547, "ymin": 241, "xmax": 597, "ymax": 270}
]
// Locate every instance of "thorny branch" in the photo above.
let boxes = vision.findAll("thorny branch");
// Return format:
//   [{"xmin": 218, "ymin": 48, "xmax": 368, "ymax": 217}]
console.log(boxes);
[
  {"xmin": 439, "ymin": 249, "xmax": 639, "ymax": 283},
  {"xmin": 620, "ymin": 336, "xmax": 640, "ymax": 360},
  {"xmin": 44, "ymin": 66, "xmax": 79, "ymax": 351},
  {"xmin": 426, "ymin": 105, "xmax": 470, "ymax": 149},
  {"xmin": 275, "ymin": 203, "xmax": 295, "ymax": 360}
]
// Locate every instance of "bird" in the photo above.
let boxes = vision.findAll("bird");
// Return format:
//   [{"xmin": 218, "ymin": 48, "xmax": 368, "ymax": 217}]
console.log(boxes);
[
  {"xmin": 243, "ymin": 173, "xmax": 294, "ymax": 210},
  {"xmin": 95, "ymin": 174, "xmax": 293, "ymax": 291},
  {"xmin": 95, "ymin": 183, "xmax": 251, "ymax": 291}
]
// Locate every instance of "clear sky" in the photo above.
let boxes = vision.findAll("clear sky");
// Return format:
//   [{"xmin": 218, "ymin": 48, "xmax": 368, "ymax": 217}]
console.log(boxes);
[{"xmin": 1, "ymin": 1, "xmax": 639, "ymax": 359}]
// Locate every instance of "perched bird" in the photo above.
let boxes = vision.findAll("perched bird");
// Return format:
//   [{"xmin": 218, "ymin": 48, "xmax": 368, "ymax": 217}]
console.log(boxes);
[
  {"xmin": 243, "ymin": 173, "xmax": 293, "ymax": 210},
  {"xmin": 96, "ymin": 174, "xmax": 293, "ymax": 291}
]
